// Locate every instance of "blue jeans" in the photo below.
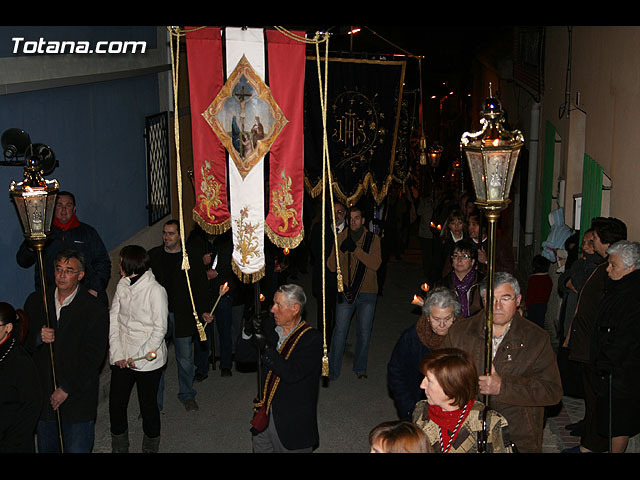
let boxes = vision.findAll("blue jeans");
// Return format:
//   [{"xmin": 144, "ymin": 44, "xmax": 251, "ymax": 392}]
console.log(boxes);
[
  {"xmin": 174, "ymin": 334, "xmax": 197, "ymax": 404},
  {"xmin": 37, "ymin": 419, "xmax": 95, "ymax": 453},
  {"xmin": 329, "ymin": 292, "xmax": 377, "ymax": 379}
]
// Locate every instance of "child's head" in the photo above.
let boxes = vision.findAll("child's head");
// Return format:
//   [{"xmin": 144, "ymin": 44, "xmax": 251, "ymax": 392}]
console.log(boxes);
[
  {"xmin": 532, "ymin": 254, "xmax": 551, "ymax": 274},
  {"xmin": 368, "ymin": 420, "xmax": 432, "ymax": 453}
]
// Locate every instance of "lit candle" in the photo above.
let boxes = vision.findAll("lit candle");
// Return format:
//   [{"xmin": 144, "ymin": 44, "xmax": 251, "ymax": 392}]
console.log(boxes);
[
  {"xmin": 259, "ymin": 293, "xmax": 265, "ymax": 302},
  {"xmin": 411, "ymin": 294, "xmax": 424, "ymax": 306},
  {"xmin": 131, "ymin": 351, "xmax": 157, "ymax": 362},
  {"xmin": 421, "ymin": 283, "xmax": 430, "ymax": 292},
  {"xmin": 283, "ymin": 247, "xmax": 290, "ymax": 255},
  {"xmin": 210, "ymin": 282, "xmax": 230, "ymax": 315}
]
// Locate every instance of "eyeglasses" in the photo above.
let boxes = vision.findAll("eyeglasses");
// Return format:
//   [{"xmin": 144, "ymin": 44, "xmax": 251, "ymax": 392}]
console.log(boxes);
[
  {"xmin": 451, "ymin": 253, "xmax": 471, "ymax": 260},
  {"xmin": 55, "ymin": 266, "xmax": 80, "ymax": 276},
  {"xmin": 493, "ymin": 295, "xmax": 516, "ymax": 305},
  {"xmin": 429, "ymin": 314, "xmax": 454, "ymax": 325}
]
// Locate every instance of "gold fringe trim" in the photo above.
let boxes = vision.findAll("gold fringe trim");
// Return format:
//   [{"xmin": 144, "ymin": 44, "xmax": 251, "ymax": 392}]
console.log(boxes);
[
  {"xmin": 264, "ymin": 223, "xmax": 305, "ymax": 249},
  {"xmin": 232, "ymin": 260, "xmax": 265, "ymax": 284},
  {"xmin": 192, "ymin": 209, "xmax": 232, "ymax": 235},
  {"xmin": 304, "ymin": 172, "xmax": 394, "ymax": 207}
]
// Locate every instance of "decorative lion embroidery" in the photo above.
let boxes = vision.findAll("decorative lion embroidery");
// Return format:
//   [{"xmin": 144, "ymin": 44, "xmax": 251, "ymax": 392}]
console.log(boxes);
[
  {"xmin": 271, "ymin": 169, "xmax": 298, "ymax": 233},
  {"xmin": 198, "ymin": 160, "xmax": 222, "ymax": 221}
]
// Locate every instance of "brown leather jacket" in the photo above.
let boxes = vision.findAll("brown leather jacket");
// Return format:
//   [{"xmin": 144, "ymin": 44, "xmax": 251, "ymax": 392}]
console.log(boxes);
[{"xmin": 443, "ymin": 310, "xmax": 563, "ymax": 452}]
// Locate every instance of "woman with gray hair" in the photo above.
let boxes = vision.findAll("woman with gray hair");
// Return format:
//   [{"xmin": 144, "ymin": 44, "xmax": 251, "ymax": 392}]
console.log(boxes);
[
  {"xmin": 387, "ymin": 287, "xmax": 462, "ymax": 420},
  {"xmin": 591, "ymin": 240, "xmax": 640, "ymax": 452}
]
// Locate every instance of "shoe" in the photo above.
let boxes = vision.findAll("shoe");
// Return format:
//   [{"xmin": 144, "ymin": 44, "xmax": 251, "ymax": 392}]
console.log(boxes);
[
  {"xmin": 221, "ymin": 368, "xmax": 232, "ymax": 377},
  {"xmin": 357, "ymin": 372, "xmax": 368, "ymax": 379},
  {"xmin": 142, "ymin": 434, "xmax": 160, "ymax": 453},
  {"xmin": 111, "ymin": 430, "xmax": 129, "ymax": 453},
  {"xmin": 194, "ymin": 373, "xmax": 208, "ymax": 383},
  {"xmin": 565, "ymin": 420, "xmax": 584, "ymax": 431},
  {"xmin": 184, "ymin": 398, "xmax": 199, "ymax": 412},
  {"xmin": 561, "ymin": 445, "xmax": 595, "ymax": 453}
]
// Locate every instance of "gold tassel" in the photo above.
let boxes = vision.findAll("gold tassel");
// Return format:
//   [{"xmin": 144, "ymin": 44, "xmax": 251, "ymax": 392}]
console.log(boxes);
[{"xmin": 321, "ymin": 345, "xmax": 330, "ymax": 377}]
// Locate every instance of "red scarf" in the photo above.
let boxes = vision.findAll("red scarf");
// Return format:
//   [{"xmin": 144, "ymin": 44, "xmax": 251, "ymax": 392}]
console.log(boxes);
[
  {"xmin": 428, "ymin": 398, "xmax": 475, "ymax": 451},
  {"xmin": 53, "ymin": 214, "xmax": 81, "ymax": 231}
]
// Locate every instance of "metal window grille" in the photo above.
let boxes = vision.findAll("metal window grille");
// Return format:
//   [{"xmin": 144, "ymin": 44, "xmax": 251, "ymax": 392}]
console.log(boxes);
[{"xmin": 145, "ymin": 112, "xmax": 171, "ymax": 226}]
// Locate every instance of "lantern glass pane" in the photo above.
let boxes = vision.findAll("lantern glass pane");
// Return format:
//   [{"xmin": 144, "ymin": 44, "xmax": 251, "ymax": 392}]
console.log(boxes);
[
  {"xmin": 11, "ymin": 194, "xmax": 29, "ymax": 234},
  {"xmin": 486, "ymin": 151, "xmax": 510, "ymax": 201},
  {"xmin": 504, "ymin": 147, "xmax": 521, "ymax": 199},
  {"xmin": 24, "ymin": 193, "xmax": 48, "ymax": 236},
  {"xmin": 465, "ymin": 150, "xmax": 487, "ymax": 201},
  {"xmin": 45, "ymin": 192, "xmax": 57, "ymax": 233}
]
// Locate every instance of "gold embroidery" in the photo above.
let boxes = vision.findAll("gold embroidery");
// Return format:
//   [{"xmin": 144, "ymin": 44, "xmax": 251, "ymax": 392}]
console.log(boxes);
[
  {"xmin": 271, "ymin": 169, "xmax": 299, "ymax": 233},
  {"xmin": 235, "ymin": 206, "xmax": 259, "ymax": 266},
  {"xmin": 197, "ymin": 160, "xmax": 222, "ymax": 221}
]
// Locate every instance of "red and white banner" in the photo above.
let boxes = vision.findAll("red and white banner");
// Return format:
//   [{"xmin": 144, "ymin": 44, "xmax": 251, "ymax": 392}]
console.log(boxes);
[
  {"xmin": 264, "ymin": 29, "xmax": 305, "ymax": 248},
  {"xmin": 185, "ymin": 27, "xmax": 231, "ymax": 234},
  {"xmin": 186, "ymin": 26, "xmax": 305, "ymax": 283}
]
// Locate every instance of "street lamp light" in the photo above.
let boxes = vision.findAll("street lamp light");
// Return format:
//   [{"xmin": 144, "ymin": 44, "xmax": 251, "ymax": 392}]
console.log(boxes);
[
  {"xmin": 8, "ymin": 139, "xmax": 63, "ymax": 451},
  {"xmin": 460, "ymin": 85, "xmax": 523, "ymax": 377}
]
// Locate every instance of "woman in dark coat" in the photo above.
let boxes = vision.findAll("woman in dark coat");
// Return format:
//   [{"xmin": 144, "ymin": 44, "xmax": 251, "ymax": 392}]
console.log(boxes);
[
  {"xmin": 387, "ymin": 287, "xmax": 461, "ymax": 420},
  {"xmin": 591, "ymin": 240, "xmax": 640, "ymax": 453},
  {"xmin": 0, "ymin": 302, "xmax": 42, "ymax": 452}
]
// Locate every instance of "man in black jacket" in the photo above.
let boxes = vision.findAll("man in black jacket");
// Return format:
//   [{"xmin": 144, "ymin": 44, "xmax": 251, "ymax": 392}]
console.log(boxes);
[
  {"xmin": 248, "ymin": 284, "xmax": 323, "ymax": 453},
  {"xmin": 17, "ymin": 191, "xmax": 111, "ymax": 306},
  {"xmin": 148, "ymin": 220, "xmax": 211, "ymax": 412},
  {"xmin": 24, "ymin": 249, "xmax": 109, "ymax": 453}
]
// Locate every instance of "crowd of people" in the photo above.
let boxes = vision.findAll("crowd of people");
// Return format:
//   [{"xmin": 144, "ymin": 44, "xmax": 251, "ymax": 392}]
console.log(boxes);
[{"xmin": 2, "ymin": 186, "xmax": 639, "ymax": 455}]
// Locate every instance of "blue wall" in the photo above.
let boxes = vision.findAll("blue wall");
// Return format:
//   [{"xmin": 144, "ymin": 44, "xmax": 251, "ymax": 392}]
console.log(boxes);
[{"xmin": 0, "ymin": 73, "xmax": 161, "ymax": 308}]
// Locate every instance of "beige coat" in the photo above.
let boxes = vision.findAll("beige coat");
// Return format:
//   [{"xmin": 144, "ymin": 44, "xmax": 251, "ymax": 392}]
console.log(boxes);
[{"xmin": 327, "ymin": 227, "xmax": 381, "ymax": 295}]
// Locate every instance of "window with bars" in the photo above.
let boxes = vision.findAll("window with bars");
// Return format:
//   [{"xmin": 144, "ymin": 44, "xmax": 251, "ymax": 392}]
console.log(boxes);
[{"xmin": 145, "ymin": 112, "xmax": 171, "ymax": 226}]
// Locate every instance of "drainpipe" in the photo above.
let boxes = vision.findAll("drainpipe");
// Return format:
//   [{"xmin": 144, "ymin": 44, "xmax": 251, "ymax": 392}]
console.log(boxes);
[{"xmin": 524, "ymin": 102, "xmax": 541, "ymax": 246}]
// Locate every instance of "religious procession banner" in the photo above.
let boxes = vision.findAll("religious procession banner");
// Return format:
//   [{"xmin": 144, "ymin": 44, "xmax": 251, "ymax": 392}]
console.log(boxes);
[
  {"xmin": 304, "ymin": 57, "xmax": 406, "ymax": 207},
  {"xmin": 187, "ymin": 26, "xmax": 304, "ymax": 283},
  {"xmin": 263, "ymin": 29, "xmax": 305, "ymax": 249},
  {"xmin": 185, "ymin": 27, "xmax": 231, "ymax": 234}
]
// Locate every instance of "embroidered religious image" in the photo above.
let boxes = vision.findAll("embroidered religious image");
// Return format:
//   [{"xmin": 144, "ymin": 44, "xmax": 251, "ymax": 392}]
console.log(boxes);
[{"xmin": 203, "ymin": 54, "xmax": 288, "ymax": 179}]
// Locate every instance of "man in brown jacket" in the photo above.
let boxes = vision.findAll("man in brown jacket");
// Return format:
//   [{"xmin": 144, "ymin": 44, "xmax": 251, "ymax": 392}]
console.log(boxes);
[
  {"xmin": 443, "ymin": 272, "xmax": 563, "ymax": 452},
  {"xmin": 327, "ymin": 204, "xmax": 382, "ymax": 380}
]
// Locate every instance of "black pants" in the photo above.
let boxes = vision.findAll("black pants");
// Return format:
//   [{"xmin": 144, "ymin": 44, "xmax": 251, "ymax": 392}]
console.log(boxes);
[
  {"xmin": 109, "ymin": 365, "xmax": 163, "ymax": 438},
  {"xmin": 580, "ymin": 362, "xmax": 609, "ymax": 452}
]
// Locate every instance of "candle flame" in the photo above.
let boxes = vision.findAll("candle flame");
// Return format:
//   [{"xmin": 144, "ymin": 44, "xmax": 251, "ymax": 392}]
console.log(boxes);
[
  {"xmin": 411, "ymin": 294, "xmax": 424, "ymax": 306},
  {"xmin": 148, "ymin": 351, "xmax": 157, "ymax": 360},
  {"xmin": 220, "ymin": 282, "xmax": 230, "ymax": 296},
  {"xmin": 437, "ymin": 224, "xmax": 442, "ymax": 230},
  {"xmin": 259, "ymin": 293, "xmax": 265, "ymax": 302},
  {"xmin": 283, "ymin": 247, "xmax": 290, "ymax": 255},
  {"xmin": 421, "ymin": 283, "xmax": 430, "ymax": 292},
  {"xmin": 492, "ymin": 138, "xmax": 500, "ymax": 147}
]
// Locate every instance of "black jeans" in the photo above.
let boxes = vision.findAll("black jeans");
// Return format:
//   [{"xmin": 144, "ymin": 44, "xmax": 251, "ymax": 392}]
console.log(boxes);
[{"xmin": 109, "ymin": 365, "xmax": 163, "ymax": 438}]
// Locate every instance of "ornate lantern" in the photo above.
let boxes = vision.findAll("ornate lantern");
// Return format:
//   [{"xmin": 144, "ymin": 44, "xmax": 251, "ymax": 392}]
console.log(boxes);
[{"xmin": 460, "ymin": 86, "xmax": 523, "ymax": 377}]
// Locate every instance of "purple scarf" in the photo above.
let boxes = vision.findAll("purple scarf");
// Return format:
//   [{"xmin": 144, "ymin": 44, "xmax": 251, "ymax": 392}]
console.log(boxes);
[{"xmin": 451, "ymin": 269, "xmax": 476, "ymax": 317}]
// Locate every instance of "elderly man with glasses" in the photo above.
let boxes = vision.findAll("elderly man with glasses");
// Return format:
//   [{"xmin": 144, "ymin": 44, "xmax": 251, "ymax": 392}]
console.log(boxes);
[{"xmin": 442, "ymin": 272, "xmax": 563, "ymax": 453}]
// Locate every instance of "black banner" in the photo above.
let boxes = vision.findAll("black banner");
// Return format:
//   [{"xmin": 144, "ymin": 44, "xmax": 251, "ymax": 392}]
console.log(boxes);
[{"xmin": 304, "ymin": 57, "xmax": 406, "ymax": 206}]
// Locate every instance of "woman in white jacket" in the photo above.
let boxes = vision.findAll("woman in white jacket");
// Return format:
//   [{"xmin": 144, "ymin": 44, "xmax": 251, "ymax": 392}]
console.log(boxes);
[{"xmin": 108, "ymin": 245, "xmax": 168, "ymax": 453}]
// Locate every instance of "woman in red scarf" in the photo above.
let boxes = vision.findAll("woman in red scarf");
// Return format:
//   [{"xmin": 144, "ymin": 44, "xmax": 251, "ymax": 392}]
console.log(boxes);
[{"xmin": 412, "ymin": 348, "xmax": 513, "ymax": 453}]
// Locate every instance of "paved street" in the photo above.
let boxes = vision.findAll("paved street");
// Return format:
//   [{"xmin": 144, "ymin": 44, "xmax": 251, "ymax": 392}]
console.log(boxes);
[{"xmin": 90, "ymin": 243, "xmax": 589, "ymax": 454}]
